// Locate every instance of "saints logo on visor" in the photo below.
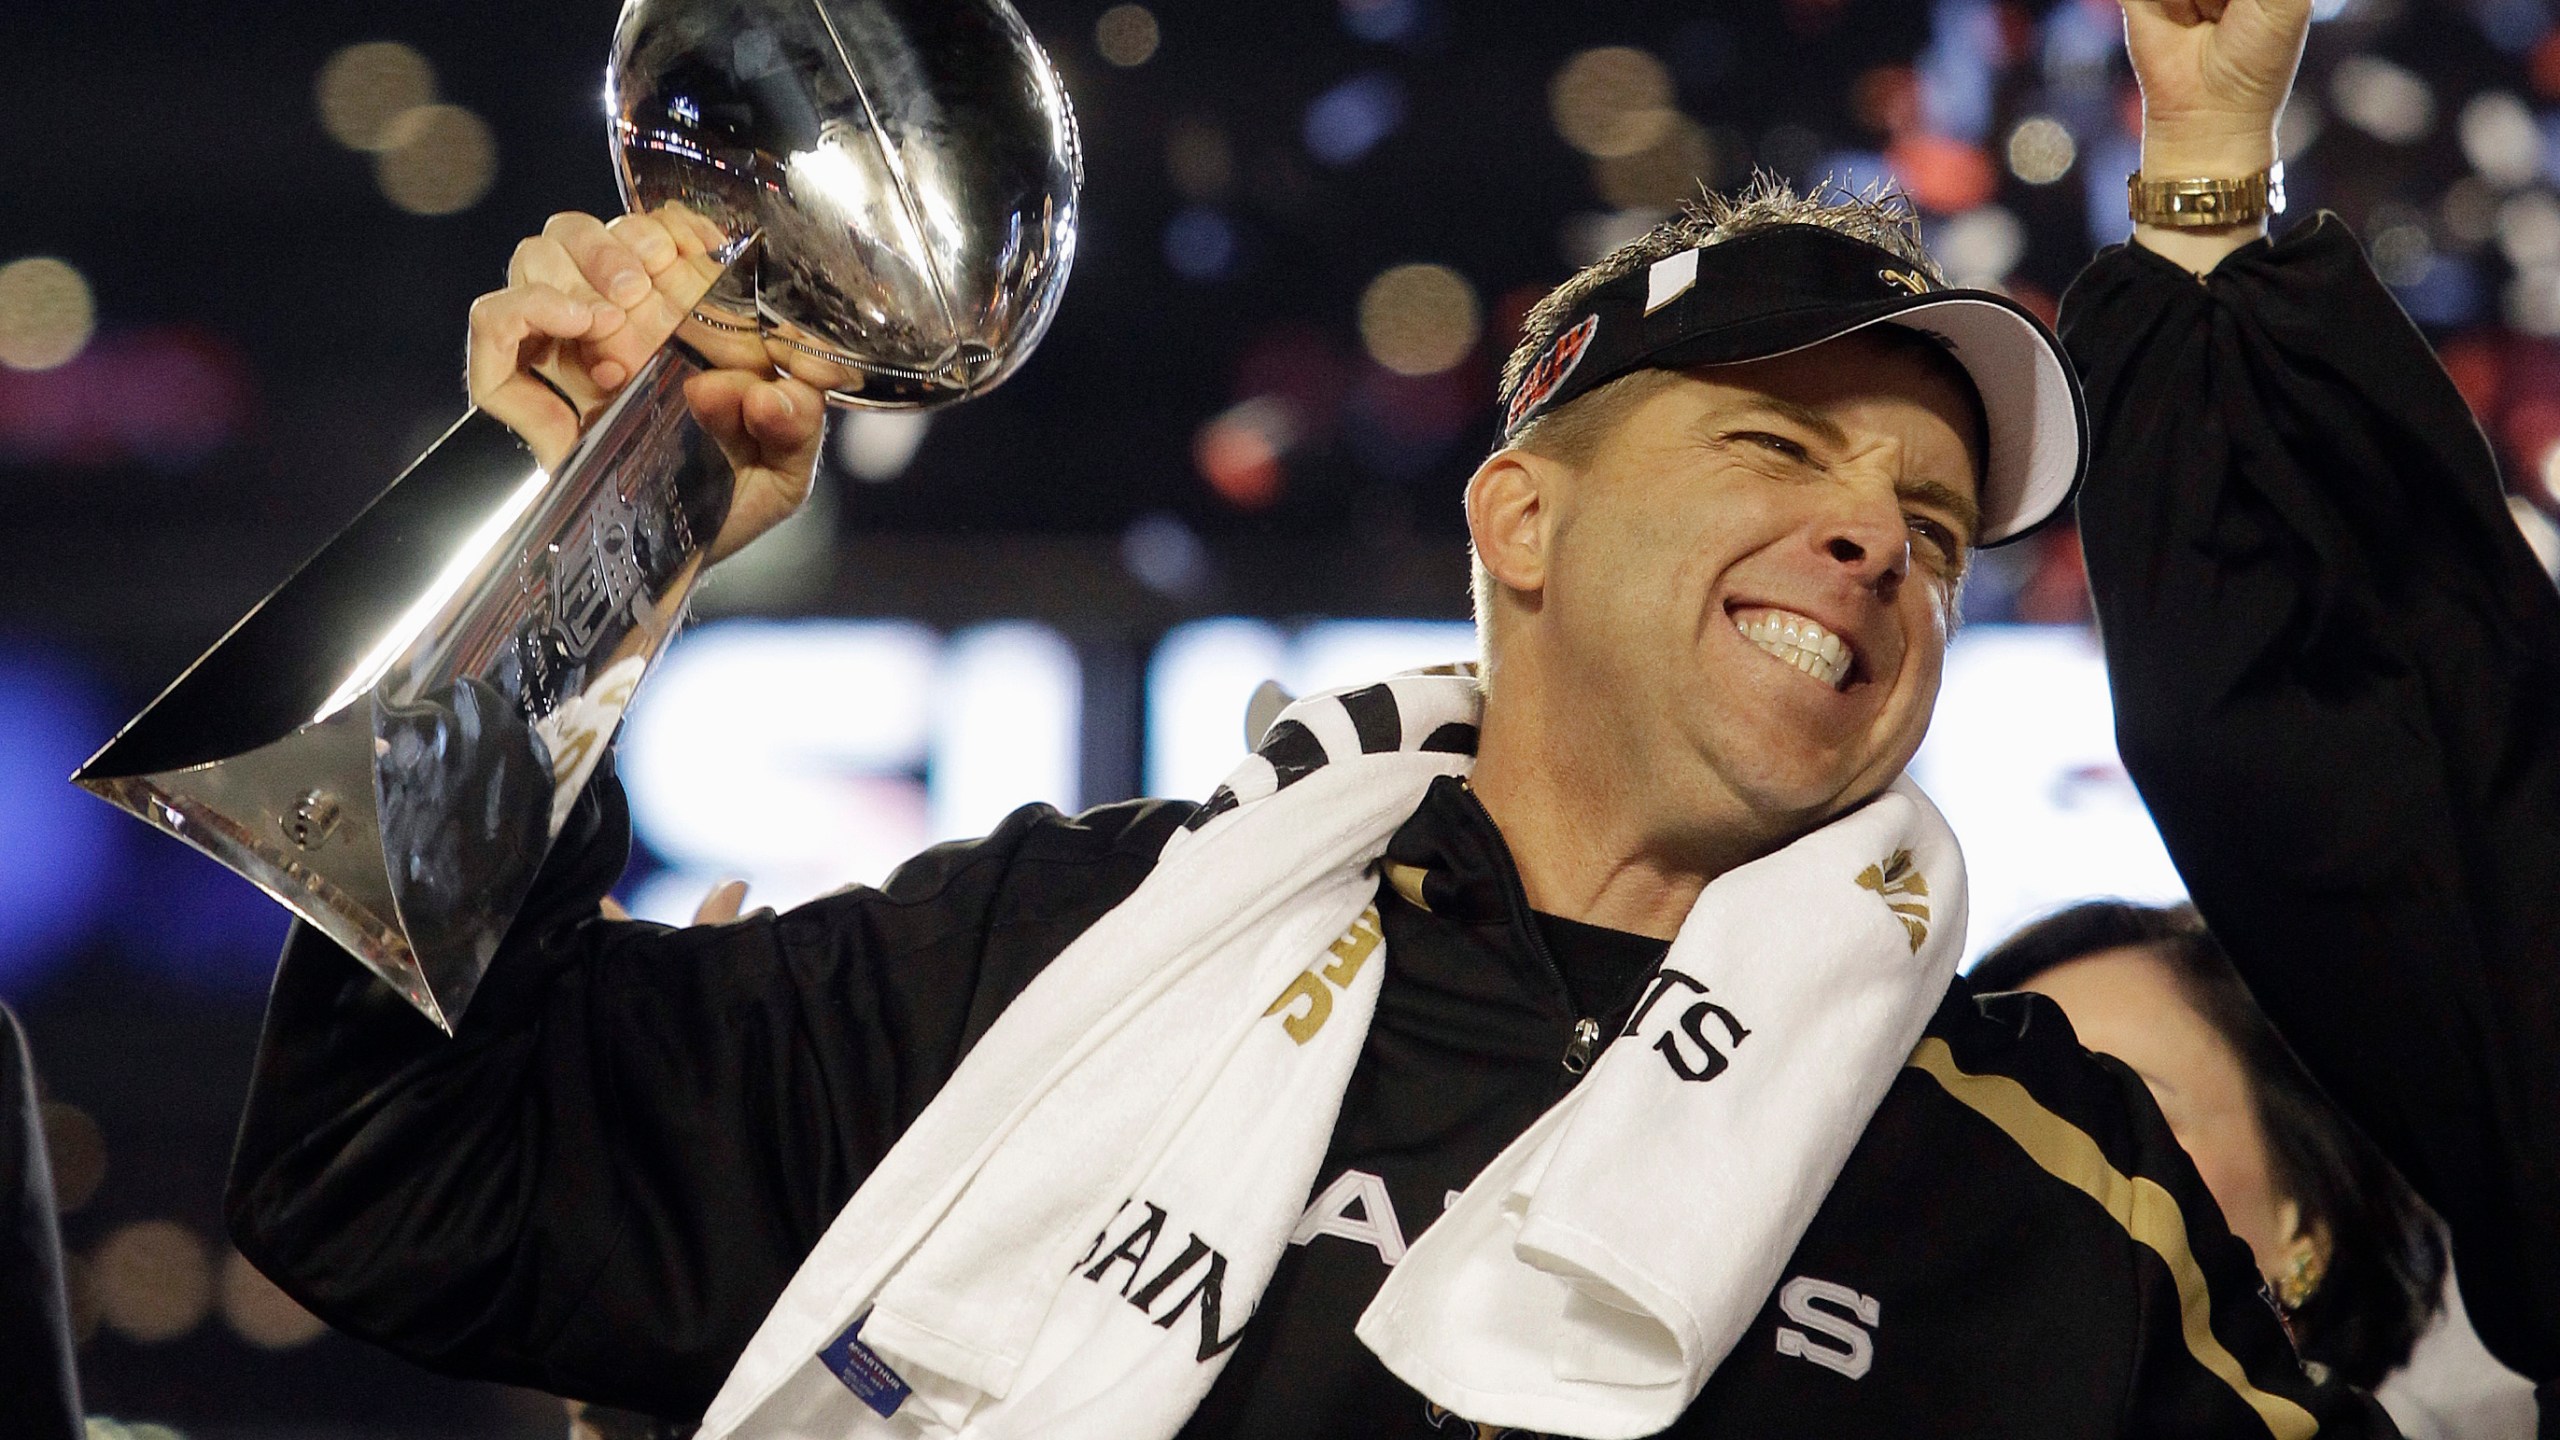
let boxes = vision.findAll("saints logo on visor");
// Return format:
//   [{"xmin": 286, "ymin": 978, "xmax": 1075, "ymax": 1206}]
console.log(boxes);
[{"xmin": 1503, "ymin": 314, "xmax": 1600, "ymax": 433}]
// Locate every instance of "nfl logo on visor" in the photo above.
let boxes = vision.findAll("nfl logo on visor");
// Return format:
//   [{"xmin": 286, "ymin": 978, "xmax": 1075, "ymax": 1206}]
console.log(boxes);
[{"xmin": 1503, "ymin": 313, "xmax": 1598, "ymax": 433}]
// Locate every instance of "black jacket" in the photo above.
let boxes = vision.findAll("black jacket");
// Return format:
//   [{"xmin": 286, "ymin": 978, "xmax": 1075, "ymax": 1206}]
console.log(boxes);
[
  {"xmin": 2066, "ymin": 217, "xmax": 2560, "ymax": 1398},
  {"xmin": 229, "ymin": 765, "xmax": 2384, "ymax": 1437}
]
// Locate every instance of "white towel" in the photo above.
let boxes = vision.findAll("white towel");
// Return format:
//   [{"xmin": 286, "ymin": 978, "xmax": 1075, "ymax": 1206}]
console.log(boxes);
[
  {"xmin": 1356, "ymin": 776, "xmax": 1964, "ymax": 1438},
  {"xmin": 697, "ymin": 674, "xmax": 1481, "ymax": 1440},
  {"xmin": 697, "ymin": 671, "xmax": 1963, "ymax": 1440}
]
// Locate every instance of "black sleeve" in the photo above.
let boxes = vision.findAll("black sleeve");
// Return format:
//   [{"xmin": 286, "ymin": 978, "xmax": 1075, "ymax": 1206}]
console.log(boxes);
[
  {"xmin": 225, "ymin": 755, "xmax": 1191, "ymax": 1421},
  {"xmin": 2062, "ymin": 215, "xmax": 2560, "ymax": 1384},
  {"xmin": 2089, "ymin": 1043, "xmax": 2401, "ymax": 1438},
  {"xmin": 0, "ymin": 1004, "xmax": 82, "ymax": 1440},
  {"xmin": 1937, "ymin": 991, "xmax": 2395, "ymax": 1435}
]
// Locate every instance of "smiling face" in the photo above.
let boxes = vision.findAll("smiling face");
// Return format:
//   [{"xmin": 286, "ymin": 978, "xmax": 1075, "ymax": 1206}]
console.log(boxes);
[{"xmin": 1482, "ymin": 329, "xmax": 1984, "ymax": 852}]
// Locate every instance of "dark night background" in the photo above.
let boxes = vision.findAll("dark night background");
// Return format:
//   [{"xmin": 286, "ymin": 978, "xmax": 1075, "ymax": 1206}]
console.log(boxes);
[{"xmin": 4, "ymin": 0, "xmax": 2555, "ymax": 1432}]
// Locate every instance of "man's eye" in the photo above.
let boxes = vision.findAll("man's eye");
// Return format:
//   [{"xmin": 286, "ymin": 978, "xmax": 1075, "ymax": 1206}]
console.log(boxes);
[
  {"xmin": 1735, "ymin": 431, "xmax": 1811, "ymax": 462},
  {"xmin": 1908, "ymin": 515, "xmax": 1964, "ymax": 561}
]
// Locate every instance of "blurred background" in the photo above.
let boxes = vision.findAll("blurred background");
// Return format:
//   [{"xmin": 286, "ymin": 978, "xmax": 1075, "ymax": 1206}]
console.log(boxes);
[{"xmin": 5, "ymin": 0, "xmax": 2558, "ymax": 1433}]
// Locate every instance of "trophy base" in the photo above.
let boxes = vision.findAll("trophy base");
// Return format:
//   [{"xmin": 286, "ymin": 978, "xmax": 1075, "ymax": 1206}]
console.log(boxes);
[{"xmin": 77, "ymin": 705, "xmax": 453, "ymax": 1028}]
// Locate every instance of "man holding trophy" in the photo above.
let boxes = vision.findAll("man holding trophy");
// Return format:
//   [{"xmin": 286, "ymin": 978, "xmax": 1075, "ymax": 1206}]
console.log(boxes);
[{"xmin": 175, "ymin": 0, "xmax": 2555, "ymax": 1433}]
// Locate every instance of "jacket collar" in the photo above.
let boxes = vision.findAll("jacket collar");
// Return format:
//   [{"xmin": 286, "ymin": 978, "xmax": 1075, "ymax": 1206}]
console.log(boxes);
[{"xmin": 1380, "ymin": 775, "xmax": 1530, "ymax": 929}]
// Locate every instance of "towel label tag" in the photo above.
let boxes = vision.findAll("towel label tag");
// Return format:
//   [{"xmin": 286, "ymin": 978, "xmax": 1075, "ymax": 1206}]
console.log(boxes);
[{"xmin": 818, "ymin": 1316, "xmax": 910, "ymax": 1418}]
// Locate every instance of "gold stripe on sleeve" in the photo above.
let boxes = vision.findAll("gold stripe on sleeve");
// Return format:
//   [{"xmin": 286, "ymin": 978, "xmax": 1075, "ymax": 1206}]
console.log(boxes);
[
  {"xmin": 1381, "ymin": 861, "xmax": 1431, "ymax": 913},
  {"xmin": 1908, "ymin": 1037, "xmax": 2318, "ymax": 1440}
]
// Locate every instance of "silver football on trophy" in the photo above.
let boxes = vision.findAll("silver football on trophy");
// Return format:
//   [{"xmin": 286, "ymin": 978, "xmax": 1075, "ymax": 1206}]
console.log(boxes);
[
  {"xmin": 71, "ymin": 0, "xmax": 1082, "ymax": 1033},
  {"xmin": 609, "ymin": 0, "xmax": 1081, "ymax": 406}
]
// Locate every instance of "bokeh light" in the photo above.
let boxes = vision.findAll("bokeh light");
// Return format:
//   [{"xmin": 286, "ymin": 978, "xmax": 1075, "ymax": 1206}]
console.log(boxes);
[
  {"xmin": 1195, "ymin": 396, "xmax": 1301, "ymax": 508},
  {"xmin": 1935, "ymin": 205, "xmax": 2025, "ymax": 288},
  {"xmin": 2367, "ymin": 204, "xmax": 2437, "ymax": 286},
  {"xmin": 315, "ymin": 41, "xmax": 437, "ymax": 151},
  {"xmin": 1304, "ymin": 71, "xmax": 1406, "ymax": 166},
  {"xmin": 2458, "ymin": 91, "xmax": 2542, "ymax": 187},
  {"xmin": 40, "ymin": 1101, "xmax": 105, "ymax": 1213},
  {"xmin": 1593, "ymin": 116, "xmax": 1720, "ymax": 211},
  {"xmin": 1357, "ymin": 263, "xmax": 1481, "ymax": 377},
  {"xmin": 2504, "ymin": 265, "xmax": 2560, "ymax": 335},
  {"xmin": 1340, "ymin": 0, "xmax": 1422, "ymax": 44},
  {"xmin": 2445, "ymin": 175, "xmax": 2501, "ymax": 245},
  {"xmin": 219, "ymin": 1250, "xmax": 327, "ymax": 1350},
  {"xmin": 0, "ymin": 257, "xmax": 95, "ymax": 372},
  {"xmin": 1887, "ymin": 133, "xmax": 1997, "ymax": 212},
  {"xmin": 0, "ymin": 326, "xmax": 253, "ymax": 468},
  {"xmin": 2498, "ymin": 189, "xmax": 2560, "ymax": 269},
  {"xmin": 94, "ymin": 1220, "xmax": 214, "ymax": 1344},
  {"xmin": 1852, "ymin": 64, "xmax": 1921, "ymax": 136},
  {"xmin": 832, "ymin": 410, "xmax": 930, "ymax": 482},
  {"xmin": 82, "ymin": 1421, "xmax": 190, "ymax": 1440},
  {"xmin": 1550, "ymin": 46, "xmax": 1676, "ymax": 158},
  {"xmin": 2330, "ymin": 54, "xmax": 2435, "ymax": 144},
  {"xmin": 1096, "ymin": 5, "xmax": 1162, "ymax": 68},
  {"xmin": 2005, "ymin": 116, "xmax": 2076, "ymax": 185},
  {"xmin": 1122, "ymin": 512, "xmax": 1212, "ymax": 599},
  {"xmin": 374, "ymin": 104, "xmax": 498, "ymax": 216},
  {"xmin": 1163, "ymin": 205, "xmax": 1240, "ymax": 280}
]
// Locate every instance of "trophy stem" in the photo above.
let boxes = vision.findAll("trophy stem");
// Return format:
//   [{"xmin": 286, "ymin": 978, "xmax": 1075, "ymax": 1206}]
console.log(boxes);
[{"xmin": 75, "ymin": 332, "xmax": 738, "ymax": 1033}]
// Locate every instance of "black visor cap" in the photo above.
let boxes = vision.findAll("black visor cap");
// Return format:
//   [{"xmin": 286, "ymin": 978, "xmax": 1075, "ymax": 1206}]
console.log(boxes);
[{"xmin": 1498, "ymin": 224, "xmax": 2089, "ymax": 547}]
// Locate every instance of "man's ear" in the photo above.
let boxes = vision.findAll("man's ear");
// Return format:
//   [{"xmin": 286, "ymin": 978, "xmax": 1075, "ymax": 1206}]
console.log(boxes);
[{"xmin": 1467, "ymin": 447, "xmax": 1557, "ymax": 600}]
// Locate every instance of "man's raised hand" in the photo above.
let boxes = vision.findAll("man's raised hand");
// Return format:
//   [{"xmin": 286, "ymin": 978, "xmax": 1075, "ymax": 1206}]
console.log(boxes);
[
  {"xmin": 2121, "ymin": 0, "xmax": 2313, "ymax": 172},
  {"xmin": 2120, "ymin": 0, "xmax": 2314, "ymax": 272},
  {"xmin": 464, "ymin": 205, "xmax": 825, "ymax": 564}
]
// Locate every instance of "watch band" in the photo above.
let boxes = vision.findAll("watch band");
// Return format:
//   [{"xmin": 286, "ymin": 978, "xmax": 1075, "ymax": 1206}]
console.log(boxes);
[{"xmin": 2126, "ymin": 163, "xmax": 2286, "ymax": 228}]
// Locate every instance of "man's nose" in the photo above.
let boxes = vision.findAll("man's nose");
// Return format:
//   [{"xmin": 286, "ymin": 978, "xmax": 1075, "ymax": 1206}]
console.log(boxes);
[{"xmin": 1816, "ymin": 502, "xmax": 1910, "ymax": 604}]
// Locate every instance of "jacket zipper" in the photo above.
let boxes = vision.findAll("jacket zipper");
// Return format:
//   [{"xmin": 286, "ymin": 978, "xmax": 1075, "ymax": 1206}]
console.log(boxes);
[
  {"xmin": 1562, "ymin": 1018, "xmax": 1602, "ymax": 1074},
  {"xmin": 1456, "ymin": 783, "xmax": 1598, "ymax": 1076}
]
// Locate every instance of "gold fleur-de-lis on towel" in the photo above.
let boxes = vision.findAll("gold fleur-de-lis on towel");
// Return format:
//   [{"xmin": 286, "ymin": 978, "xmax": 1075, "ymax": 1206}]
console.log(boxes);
[{"xmin": 1856, "ymin": 848, "xmax": 1931, "ymax": 953}]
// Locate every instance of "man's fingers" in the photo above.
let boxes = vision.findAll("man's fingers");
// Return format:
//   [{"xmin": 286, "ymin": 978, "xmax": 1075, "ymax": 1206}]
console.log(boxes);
[
  {"xmin": 684, "ymin": 368, "xmax": 765, "ymax": 457},
  {"xmin": 544, "ymin": 210, "xmax": 656, "ymax": 309},
  {"xmin": 466, "ymin": 285, "xmax": 615, "ymax": 404},
  {"xmin": 606, "ymin": 213, "xmax": 682, "ymax": 275},
  {"xmin": 509, "ymin": 235, "xmax": 602, "ymax": 298},
  {"xmin": 468, "ymin": 284, "xmax": 618, "ymax": 467},
  {"xmin": 646, "ymin": 201, "xmax": 731, "ymax": 257},
  {"xmin": 477, "ymin": 372, "xmax": 582, "ymax": 473},
  {"xmin": 685, "ymin": 371, "xmax": 826, "ymax": 560},
  {"xmin": 692, "ymin": 880, "xmax": 749, "ymax": 926},
  {"xmin": 598, "ymin": 896, "xmax": 632, "ymax": 921},
  {"xmin": 743, "ymin": 377, "xmax": 825, "ymax": 454}
]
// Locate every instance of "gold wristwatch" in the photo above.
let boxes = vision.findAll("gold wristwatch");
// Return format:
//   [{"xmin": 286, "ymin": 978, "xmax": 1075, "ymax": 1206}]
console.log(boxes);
[{"xmin": 2126, "ymin": 163, "xmax": 2286, "ymax": 228}]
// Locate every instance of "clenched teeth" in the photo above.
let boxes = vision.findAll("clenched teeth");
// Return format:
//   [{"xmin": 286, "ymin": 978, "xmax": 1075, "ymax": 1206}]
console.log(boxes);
[{"xmin": 1733, "ymin": 607, "xmax": 1853, "ymax": 690}]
